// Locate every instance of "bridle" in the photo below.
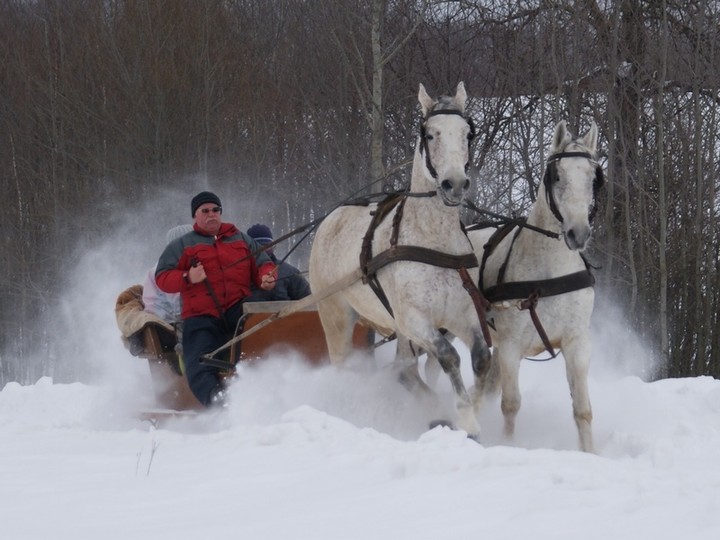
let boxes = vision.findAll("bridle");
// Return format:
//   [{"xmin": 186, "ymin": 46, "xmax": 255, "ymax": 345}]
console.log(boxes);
[
  {"xmin": 419, "ymin": 109, "xmax": 476, "ymax": 180},
  {"xmin": 542, "ymin": 151, "xmax": 605, "ymax": 224}
]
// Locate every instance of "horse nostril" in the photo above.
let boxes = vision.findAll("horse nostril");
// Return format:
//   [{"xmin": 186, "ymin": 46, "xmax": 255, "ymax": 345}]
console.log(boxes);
[
  {"xmin": 567, "ymin": 230, "xmax": 576, "ymax": 242},
  {"xmin": 464, "ymin": 179, "xmax": 470, "ymax": 190},
  {"xmin": 441, "ymin": 180, "xmax": 452, "ymax": 191}
]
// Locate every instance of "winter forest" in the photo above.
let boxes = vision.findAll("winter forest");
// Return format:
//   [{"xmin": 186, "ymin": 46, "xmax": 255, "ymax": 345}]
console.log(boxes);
[{"xmin": 1, "ymin": 0, "xmax": 719, "ymax": 386}]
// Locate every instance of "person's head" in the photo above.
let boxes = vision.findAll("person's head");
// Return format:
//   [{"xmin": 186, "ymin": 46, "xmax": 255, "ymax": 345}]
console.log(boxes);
[
  {"xmin": 191, "ymin": 191, "xmax": 222, "ymax": 235},
  {"xmin": 166, "ymin": 224, "xmax": 194, "ymax": 245},
  {"xmin": 247, "ymin": 223, "xmax": 273, "ymax": 254}
]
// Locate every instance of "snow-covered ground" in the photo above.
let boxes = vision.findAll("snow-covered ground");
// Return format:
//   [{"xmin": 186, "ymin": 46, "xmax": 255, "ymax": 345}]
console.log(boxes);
[
  {"xmin": 2, "ymin": 347, "xmax": 719, "ymax": 540},
  {"xmin": 3, "ymin": 218, "xmax": 718, "ymax": 539}
]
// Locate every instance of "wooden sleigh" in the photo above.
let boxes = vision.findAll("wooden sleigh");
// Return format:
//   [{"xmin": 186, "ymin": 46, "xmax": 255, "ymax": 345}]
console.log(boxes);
[{"xmin": 116, "ymin": 285, "xmax": 372, "ymax": 412}]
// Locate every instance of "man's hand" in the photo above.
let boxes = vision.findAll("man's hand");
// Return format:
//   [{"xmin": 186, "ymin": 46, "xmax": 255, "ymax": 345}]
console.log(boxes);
[
  {"xmin": 187, "ymin": 263, "xmax": 206, "ymax": 284},
  {"xmin": 260, "ymin": 269, "xmax": 277, "ymax": 290}
]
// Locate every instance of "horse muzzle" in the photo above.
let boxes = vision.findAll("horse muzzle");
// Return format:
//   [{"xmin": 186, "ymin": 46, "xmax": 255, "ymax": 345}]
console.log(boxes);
[
  {"xmin": 564, "ymin": 224, "xmax": 592, "ymax": 251},
  {"xmin": 439, "ymin": 177, "xmax": 470, "ymax": 207}
]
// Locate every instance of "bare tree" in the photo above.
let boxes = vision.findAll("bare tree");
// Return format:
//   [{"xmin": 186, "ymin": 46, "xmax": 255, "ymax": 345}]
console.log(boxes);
[{"xmin": 2, "ymin": 0, "xmax": 720, "ymax": 384}]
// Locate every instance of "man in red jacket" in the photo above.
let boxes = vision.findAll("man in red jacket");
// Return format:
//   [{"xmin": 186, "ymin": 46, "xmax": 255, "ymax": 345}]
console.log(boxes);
[{"xmin": 156, "ymin": 191, "xmax": 276, "ymax": 406}]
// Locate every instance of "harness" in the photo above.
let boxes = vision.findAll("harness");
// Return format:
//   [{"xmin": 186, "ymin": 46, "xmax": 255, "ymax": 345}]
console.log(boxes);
[
  {"xmin": 358, "ymin": 194, "xmax": 492, "ymax": 347},
  {"xmin": 356, "ymin": 106, "xmax": 491, "ymax": 346},
  {"xmin": 478, "ymin": 150, "xmax": 603, "ymax": 358}
]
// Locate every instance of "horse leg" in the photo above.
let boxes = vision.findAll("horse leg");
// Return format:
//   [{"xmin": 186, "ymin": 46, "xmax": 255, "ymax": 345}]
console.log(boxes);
[
  {"xmin": 395, "ymin": 335, "xmax": 434, "ymax": 395},
  {"xmin": 562, "ymin": 336, "xmax": 594, "ymax": 453},
  {"xmin": 423, "ymin": 352, "xmax": 442, "ymax": 389},
  {"xmin": 423, "ymin": 329, "xmax": 460, "ymax": 390},
  {"xmin": 316, "ymin": 297, "xmax": 356, "ymax": 365},
  {"xmin": 475, "ymin": 349, "xmax": 501, "ymax": 414},
  {"xmin": 496, "ymin": 346, "xmax": 522, "ymax": 440},
  {"xmin": 423, "ymin": 333, "xmax": 480, "ymax": 438},
  {"xmin": 468, "ymin": 330, "xmax": 496, "ymax": 414}
]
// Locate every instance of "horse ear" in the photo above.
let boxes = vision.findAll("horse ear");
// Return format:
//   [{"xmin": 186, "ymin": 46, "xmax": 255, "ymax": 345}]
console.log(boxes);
[
  {"xmin": 454, "ymin": 82, "xmax": 467, "ymax": 113},
  {"xmin": 418, "ymin": 84, "xmax": 436, "ymax": 116},
  {"xmin": 552, "ymin": 120, "xmax": 571, "ymax": 150},
  {"xmin": 581, "ymin": 122, "xmax": 599, "ymax": 154}
]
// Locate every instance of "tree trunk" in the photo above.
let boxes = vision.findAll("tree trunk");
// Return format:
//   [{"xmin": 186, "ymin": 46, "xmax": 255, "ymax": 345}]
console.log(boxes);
[
  {"xmin": 369, "ymin": 0, "xmax": 385, "ymax": 183},
  {"xmin": 655, "ymin": 1, "xmax": 669, "ymax": 376}
]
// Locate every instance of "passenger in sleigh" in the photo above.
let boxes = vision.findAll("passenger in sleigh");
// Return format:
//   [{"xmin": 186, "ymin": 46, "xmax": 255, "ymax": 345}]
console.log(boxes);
[
  {"xmin": 115, "ymin": 225, "xmax": 194, "ymax": 371},
  {"xmin": 245, "ymin": 223, "xmax": 311, "ymax": 302},
  {"xmin": 115, "ymin": 285, "xmax": 176, "ymax": 356},
  {"xmin": 142, "ymin": 225, "xmax": 194, "ymax": 354}
]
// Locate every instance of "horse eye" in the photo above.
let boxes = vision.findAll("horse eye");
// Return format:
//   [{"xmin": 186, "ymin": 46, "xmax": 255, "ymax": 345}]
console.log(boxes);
[{"xmin": 425, "ymin": 134, "xmax": 434, "ymax": 141}]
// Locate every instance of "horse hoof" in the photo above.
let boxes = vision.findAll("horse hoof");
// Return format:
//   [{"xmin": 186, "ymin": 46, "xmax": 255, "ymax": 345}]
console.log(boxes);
[{"xmin": 429, "ymin": 419, "xmax": 455, "ymax": 430}]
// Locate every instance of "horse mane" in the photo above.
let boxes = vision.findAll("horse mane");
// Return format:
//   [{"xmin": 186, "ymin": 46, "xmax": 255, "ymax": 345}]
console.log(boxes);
[
  {"xmin": 558, "ymin": 138, "xmax": 593, "ymax": 156},
  {"xmin": 433, "ymin": 95, "xmax": 458, "ymax": 111}
]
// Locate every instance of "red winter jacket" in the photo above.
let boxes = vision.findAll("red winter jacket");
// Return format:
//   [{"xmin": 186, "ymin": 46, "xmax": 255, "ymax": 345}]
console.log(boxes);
[{"xmin": 155, "ymin": 223, "xmax": 275, "ymax": 319}]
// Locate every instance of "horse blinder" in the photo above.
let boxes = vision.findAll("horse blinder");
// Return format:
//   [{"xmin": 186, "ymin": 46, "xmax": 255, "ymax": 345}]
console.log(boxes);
[
  {"xmin": 466, "ymin": 116, "xmax": 476, "ymax": 142},
  {"xmin": 543, "ymin": 161, "xmax": 563, "ymax": 223},
  {"xmin": 588, "ymin": 166, "xmax": 605, "ymax": 222},
  {"xmin": 593, "ymin": 166, "xmax": 605, "ymax": 192}
]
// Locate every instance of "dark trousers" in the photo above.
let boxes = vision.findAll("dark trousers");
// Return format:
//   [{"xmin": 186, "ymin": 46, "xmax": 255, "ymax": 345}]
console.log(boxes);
[{"xmin": 182, "ymin": 300, "xmax": 245, "ymax": 406}]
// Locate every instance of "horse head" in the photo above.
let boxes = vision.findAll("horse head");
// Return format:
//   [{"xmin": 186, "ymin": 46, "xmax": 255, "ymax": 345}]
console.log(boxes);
[
  {"xmin": 542, "ymin": 121, "xmax": 604, "ymax": 251},
  {"xmin": 415, "ymin": 82, "xmax": 475, "ymax": 207}
]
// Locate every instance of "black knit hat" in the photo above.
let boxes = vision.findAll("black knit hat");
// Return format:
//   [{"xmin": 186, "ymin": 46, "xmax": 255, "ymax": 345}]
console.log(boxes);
[
  {"xmin": 247, "ymin": 223, "xmax": 273, "ymax": 244},
  {"xmin": 191, "ymin": 191, "xmax": 222, "ymax": 217}
]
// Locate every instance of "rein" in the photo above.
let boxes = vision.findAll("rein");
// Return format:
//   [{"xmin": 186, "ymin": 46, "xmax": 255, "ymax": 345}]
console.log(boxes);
[
  {"xmin": 223, "ymin": 174, "xmax": 407, "ymax": 272},
  {"xmin": 463, "ymin": 199, "xmax": 559, "ymax": 240},
  {"xmin": 201, "ymin": 106, "xmax": 485, "ymax": 360},
  {"xmin": 223, "ymin": 107, "xmax": 474, "ymax": 272}
]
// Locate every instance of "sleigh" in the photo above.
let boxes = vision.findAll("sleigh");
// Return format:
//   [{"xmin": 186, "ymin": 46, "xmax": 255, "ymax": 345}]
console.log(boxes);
[{"xmin": 115, "ymin": 285, "xmax": 372, "ymax": 412}]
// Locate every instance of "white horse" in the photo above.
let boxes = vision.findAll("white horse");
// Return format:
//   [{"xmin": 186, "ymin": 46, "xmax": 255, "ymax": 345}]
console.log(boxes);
[
  {"xmin": 468, "ymin": 120, "xmax": 603, "ymax": 452},
  {"xmin": 309, "ymin": 82, "xmax": 491, "ymax": 438}
]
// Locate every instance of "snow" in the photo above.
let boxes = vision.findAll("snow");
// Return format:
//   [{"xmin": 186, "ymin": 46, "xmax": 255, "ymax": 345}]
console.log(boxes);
[
  {"xmin": 3, "ymin": 223, "xmax": 719, "ymax": 539},
  {"xmin": 2, "ymin": 350, "xmax": 720, "ymax": 539}
]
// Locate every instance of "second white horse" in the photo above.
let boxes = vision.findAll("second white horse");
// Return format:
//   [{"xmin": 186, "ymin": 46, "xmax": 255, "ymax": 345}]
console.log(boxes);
[{"xmin": 469, "ymin": 120, "xmax": 603, "ymax": 452}]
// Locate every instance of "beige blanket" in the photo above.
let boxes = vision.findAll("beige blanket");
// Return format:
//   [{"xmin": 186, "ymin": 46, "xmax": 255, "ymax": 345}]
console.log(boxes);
[{"xmin": 115, "ymin": 284, "xmax": 175, "ymax": 340}]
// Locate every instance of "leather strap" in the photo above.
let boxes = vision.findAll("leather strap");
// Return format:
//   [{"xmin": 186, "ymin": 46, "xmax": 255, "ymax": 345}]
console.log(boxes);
[
  {"xmin": 484, "ymin": 269, "xmax": 595, "ymax": 304},
  {"xmin": 458, "ymin": 266, "xmax": 492, "ymax": 347},
  {"xmin": 519, "ymin": 292, "xmax": 559, "ymax": 358}
]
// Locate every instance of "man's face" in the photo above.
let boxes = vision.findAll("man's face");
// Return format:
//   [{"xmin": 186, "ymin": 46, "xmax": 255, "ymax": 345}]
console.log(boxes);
[{"xmin": 194, "ymin": 202, "xmax": 222, "ymax": 235}]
